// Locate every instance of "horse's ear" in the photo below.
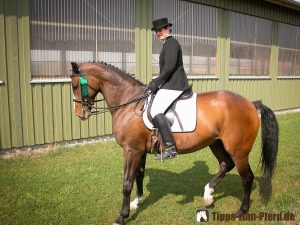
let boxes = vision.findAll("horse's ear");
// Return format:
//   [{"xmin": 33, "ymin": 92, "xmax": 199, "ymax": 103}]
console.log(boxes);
[{"xmin": 71, "ymin": 62, "xmax": 80, "ymax": 74}]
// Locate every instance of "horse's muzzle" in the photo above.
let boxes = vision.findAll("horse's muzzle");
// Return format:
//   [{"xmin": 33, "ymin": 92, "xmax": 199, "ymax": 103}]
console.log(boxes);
[{"xmin": 76, "ymin": 110, "xmax": 91, "ymax": 120}]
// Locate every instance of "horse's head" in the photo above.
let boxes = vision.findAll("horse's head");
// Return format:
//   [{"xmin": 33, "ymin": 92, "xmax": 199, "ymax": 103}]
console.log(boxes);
[{"xmin": 70, "ymin": 62, "xmax": 100, "ymax": 120}]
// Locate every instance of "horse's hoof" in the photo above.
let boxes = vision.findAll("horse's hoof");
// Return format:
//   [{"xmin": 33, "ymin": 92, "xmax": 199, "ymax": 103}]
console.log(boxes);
[
  {"xmin": 204, "ymin": 198, "xmax": 214, "ymax": 207},
  {"xmin": 113, "ymin": 219, "xmax": 124, "ymax": 225},
  {"xmin": 234, "ymin": 209, "xmax": 247, "ymax": 218}
]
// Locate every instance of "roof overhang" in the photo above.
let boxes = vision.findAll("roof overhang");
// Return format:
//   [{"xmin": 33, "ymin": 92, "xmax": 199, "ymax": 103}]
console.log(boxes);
[{"xmin": 265, "ymin": 0, "xmax": 300, "ymax": 11}]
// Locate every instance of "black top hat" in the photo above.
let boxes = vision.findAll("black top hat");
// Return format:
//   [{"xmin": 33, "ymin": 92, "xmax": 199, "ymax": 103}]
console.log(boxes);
[{"xmin": 151, "ymin": 18, "xmax": 172, "ymax": 31}]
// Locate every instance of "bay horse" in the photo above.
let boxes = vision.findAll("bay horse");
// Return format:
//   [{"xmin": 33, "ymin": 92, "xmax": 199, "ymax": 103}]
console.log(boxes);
[{"xmin": 70, "ymin": 62, "xmax": 279, "ymax": 225}]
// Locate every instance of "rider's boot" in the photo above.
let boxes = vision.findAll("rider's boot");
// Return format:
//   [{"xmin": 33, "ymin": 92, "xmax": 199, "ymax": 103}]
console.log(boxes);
[{"xmin": 153, "ymin": 113, "xmax": 177, "ymax": 161}]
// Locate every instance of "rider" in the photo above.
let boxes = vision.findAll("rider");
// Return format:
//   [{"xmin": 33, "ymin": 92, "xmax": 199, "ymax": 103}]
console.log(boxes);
[{"xmin": 149, "ymin": 18, "xmax": 190, "ymax": 160}]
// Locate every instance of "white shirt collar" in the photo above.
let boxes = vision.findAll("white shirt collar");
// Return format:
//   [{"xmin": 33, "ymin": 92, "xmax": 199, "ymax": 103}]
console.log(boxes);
[{"xmin": 162, "ymin": 35, "xmax": 172, "ymax": 44}]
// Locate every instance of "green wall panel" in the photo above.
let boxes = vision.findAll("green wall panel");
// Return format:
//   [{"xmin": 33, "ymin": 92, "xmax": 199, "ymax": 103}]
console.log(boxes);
[
  {"xmin": 80, "ymin": 119, "xmax": 89, "ymax": 139},
  {"xmin": 43, "ymin": 85, "xmax": 54, "ymax": 143},
  {"xmin": 52, "ymin": 84, "xmax": 63, "ymax": 142},
  {"xmin": 135, "ymin": 0, "xmax": 152, "ymax": 84},
  {"xmin": 95, "ymin": 95, "xmax": 105, "ymax": 136},
  {"xmin": 225, "ymin": 79, "xmax": 300, "ymax": 111},
  {"xmin": 104, "ymin": 109, "xmax": 112, "ymax": 136},
  {"xmin": 17, "ymin": 0, "xmax": 34, "ymax": 146},
  {"xmin": 62, "ymin": 84, "xmax": 72, "ymax": 141},
  {"xmin": 146, "ymin": 0, "xmax": 153, "ymax": 84},
  {"xmin": 4, "ymin": 0, "xmax": 23, "ymax": 147},
  {"xmin": 71, "ymin": 103, "xmax": 81, "ymax": 140},
  {"xmin": 32, "ymin": 84, "xmax": 44, "ymax": 145},
  {"xmin": 88, "ymin": 111, "xmax": 97, "ymax": 137},
  {"xmin": 0, "ymin": 0, "xmax": 11, "ymax": 149}
]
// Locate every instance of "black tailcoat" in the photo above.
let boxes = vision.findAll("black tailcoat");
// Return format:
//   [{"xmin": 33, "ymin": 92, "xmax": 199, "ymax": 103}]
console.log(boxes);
[{"xmin": 152, "ymin": 36, "xmax": 190, "ymax": 91}]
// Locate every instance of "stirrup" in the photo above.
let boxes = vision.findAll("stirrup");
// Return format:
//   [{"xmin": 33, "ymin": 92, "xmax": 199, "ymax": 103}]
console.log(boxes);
[
  {"xmin": 151, "ymin": 129, "xmax": 160, "ymax": 155},
  {"xmin": 155, "ymin": 146, "xmax": 177, "ymax": 161}
]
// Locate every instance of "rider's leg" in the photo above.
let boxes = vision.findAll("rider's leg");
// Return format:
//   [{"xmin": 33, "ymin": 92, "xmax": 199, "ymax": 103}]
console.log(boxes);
[
  {"xmin": 150, "ymin": 89, "xmax": 182, "ymax": 161},
  {"xmin": 153, "ymin": 113, "xmax": 177, "ymax": 160}
]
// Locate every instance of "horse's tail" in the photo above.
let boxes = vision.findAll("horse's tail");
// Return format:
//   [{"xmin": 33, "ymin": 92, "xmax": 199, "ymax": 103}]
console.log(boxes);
[{"xmin": 253, "ymin": 100, "xmax": 279, "ymax": 183}]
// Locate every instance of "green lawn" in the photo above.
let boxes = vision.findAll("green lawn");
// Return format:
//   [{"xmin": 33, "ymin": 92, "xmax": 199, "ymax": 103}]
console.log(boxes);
[{"xmin": 0, "ymin": 113, "xmax": 299, "ymax": 225}]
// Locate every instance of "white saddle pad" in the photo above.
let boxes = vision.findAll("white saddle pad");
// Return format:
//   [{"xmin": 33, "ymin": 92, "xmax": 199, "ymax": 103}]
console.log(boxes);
[{"xmin": 143, "ymin": 93, "xmax": 197, "ymax": 132}]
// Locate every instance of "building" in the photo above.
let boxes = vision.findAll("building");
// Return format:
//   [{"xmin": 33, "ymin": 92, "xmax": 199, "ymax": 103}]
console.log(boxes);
[{"xmin": 0, "ymin": 0, "xmax": 299, "ymax": 151}]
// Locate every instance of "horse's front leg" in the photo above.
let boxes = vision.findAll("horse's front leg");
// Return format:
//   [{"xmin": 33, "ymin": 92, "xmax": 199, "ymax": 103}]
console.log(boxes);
[
  {"xmin": 114, "ymin": 148, "xmax": 145, "ymax": 225},
  {"xmin": 130, "ymin": 152, "xmax": 147, "ymax": 210}
]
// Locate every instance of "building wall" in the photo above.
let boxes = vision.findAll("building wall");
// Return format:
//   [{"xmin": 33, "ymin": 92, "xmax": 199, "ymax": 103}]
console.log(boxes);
[{"xmin": 0, "ymin": 0, "xmax": 299, "ymax": 150}]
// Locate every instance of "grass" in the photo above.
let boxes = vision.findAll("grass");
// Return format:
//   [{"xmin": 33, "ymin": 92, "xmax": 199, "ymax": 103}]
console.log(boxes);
[{"xmin": 0, "ymin": 113, "xmax": 299, "ymax": 225}]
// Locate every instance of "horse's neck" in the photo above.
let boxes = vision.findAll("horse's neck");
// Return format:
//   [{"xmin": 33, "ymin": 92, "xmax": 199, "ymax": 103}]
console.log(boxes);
[{"xmin": 100, "ymin": 73, "xmax": 145, "ymax": 113}]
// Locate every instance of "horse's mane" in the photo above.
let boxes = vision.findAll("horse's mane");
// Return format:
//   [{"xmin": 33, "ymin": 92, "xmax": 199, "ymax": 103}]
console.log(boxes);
[{"xmin": 84, "ymin": 60, "xmax": 145, "ymax": 87}]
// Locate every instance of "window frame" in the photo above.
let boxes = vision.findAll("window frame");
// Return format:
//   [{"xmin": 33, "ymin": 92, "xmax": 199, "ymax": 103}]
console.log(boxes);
[
  {"xmin": 277, "ymin": 22, "xmax": 300, "ymax": 78},
  {"xmin": 28, "ymin": 0, "xmax": 136, "ymax": 83},
  {"xmin": 229, "ymin": 12, "xmax": 273, "ymax": 78}
]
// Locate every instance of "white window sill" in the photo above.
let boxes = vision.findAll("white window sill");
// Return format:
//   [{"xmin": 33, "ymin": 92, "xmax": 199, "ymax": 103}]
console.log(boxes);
[
  {"xmin": 30, "ymin": 79, "xmax": 71, "ymax": 84},
  {"xmin": 229, "ymin": 75, "xmax": 271, "ymax": 80},
  {"xmin": 277, "ymin": 76, "xmax": 300, "ymax": 79}
]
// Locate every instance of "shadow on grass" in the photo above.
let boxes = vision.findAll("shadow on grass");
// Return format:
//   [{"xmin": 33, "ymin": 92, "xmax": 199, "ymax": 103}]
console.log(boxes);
[{"xmin": 128, "ymin": 160, "xmax": 258, "ymax": 222}]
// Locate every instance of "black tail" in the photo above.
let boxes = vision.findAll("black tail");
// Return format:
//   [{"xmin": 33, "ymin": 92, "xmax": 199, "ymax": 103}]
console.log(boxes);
[{"xmin": 253, "ymin": 101, "xmax": 279, "ymax": 182}]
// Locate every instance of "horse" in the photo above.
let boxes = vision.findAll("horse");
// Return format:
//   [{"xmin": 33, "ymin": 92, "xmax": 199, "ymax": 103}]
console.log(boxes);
[{"xmin": 70, "ymin": 61, "xmax": 279, "ymax": 225}]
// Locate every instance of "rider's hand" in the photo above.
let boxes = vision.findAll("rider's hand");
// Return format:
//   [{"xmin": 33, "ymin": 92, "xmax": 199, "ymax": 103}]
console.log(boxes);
[{"xmin": 148, "ymin": 80, "xmax": 159, "ymax": 93}]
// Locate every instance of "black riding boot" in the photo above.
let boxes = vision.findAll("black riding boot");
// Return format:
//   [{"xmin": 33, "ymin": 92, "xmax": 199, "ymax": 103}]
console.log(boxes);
[{"xmin": 153, "ymin": 113, "xmax": 177, "ymax": 161}]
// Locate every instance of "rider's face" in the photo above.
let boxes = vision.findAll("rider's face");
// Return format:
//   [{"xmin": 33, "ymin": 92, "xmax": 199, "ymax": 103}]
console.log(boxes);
[{"xmin": 155, "ymin": 26, "xmax": 171, "ymax": 40}]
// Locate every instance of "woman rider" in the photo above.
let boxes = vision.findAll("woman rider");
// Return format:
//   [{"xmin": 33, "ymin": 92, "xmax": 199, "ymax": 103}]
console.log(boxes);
[{"xmin": 148, "ymin": 18, "xmax": 191, "ymax": 160}]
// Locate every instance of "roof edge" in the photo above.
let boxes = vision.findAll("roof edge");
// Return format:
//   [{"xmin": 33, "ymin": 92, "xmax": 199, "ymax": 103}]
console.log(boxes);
[{"xmin": 265, "ymin": 0, "xmax": 300, "ymax": 11}]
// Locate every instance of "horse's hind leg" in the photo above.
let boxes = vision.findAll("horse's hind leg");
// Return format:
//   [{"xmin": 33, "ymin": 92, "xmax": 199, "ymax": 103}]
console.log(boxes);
[
  {"xmin": 204, "ymin": 139, "xmax": 235, "ymax": 207},
  {"xmin": 232, "ymin": 156, "xmax": 254, "ymax": 217},
  {"xmin": 130, "ymin": 152, "xmax": 147, "ymax": 210}
]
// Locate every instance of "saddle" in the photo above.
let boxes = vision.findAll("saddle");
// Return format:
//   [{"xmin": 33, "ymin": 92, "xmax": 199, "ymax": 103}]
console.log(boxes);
[
  {"xmin": 142, "ymin": 87, "xmax": 197, "ymax": 154},
  {"xmin": 147, "ymin": 87, "xmax": 193, "ymax": 123}
]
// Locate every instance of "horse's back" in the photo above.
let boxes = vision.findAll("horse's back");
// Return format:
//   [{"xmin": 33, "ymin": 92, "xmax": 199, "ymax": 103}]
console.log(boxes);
[{"xmin": 196, "ymin": 90, "xmax": 258, "ymax": 116}]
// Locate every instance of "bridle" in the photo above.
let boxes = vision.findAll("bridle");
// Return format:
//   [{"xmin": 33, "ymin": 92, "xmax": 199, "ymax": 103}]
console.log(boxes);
[
  {"xmin": 70, "ymin": 67, "xmax": 151, "ymax": 115},
  {"xmin": 70, "ymin": 68, "xmax": 104, "ymax": 115}
]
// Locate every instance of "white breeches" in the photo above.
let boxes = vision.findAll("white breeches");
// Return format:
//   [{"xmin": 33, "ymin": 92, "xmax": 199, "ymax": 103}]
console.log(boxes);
[{"xmin": 150, "ymin": 89, "xmax": 183, "ymax": 117}]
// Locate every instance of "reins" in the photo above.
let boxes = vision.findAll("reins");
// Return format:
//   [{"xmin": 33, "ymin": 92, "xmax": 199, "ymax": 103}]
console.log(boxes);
[
  {"xmin": 70, "ymin": 69, "xmax": 151, "ymax": 115},
  {"xmin": 77, "ymin": 91, "xmax": 150, "ymax": 115}
]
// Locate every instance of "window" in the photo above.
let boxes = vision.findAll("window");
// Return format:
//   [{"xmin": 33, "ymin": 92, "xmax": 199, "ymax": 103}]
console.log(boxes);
[
  {"xmin": 152, "ymin": 0, "xmax": 217, "ymax": 77},
  {"xmin": 29, "ymin": 0, "xmax": 135, "ymax": 80},
  {"xmin": 278, "ymin": 23, "xmax": 300, "ymax": 77},
  {"xmin": 230, "ymin": 12, "xmax": 272, "ymax": 76}
]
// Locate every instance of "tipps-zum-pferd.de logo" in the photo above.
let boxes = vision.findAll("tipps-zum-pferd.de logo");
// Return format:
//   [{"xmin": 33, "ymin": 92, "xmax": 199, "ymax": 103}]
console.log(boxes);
[{"xmin": 196, "ymin": 209, "xmax": 209, "ymax": 223}]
